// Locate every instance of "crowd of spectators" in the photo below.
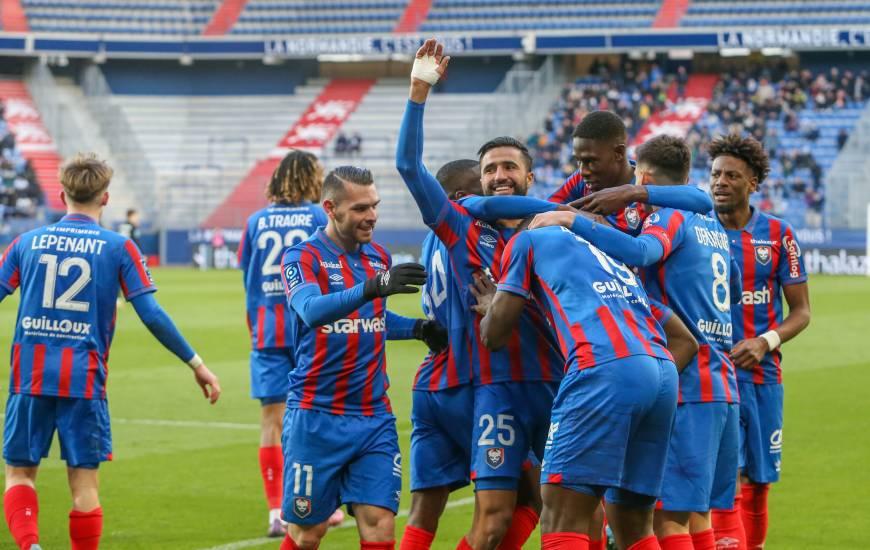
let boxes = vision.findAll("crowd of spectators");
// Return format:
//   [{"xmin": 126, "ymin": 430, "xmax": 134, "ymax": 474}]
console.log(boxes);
[
  {"xmin": 527, "ymin": 59, "xmax": 868, "ymax": 229},
  {"xmin": 0, "ymin": 100, "xmax": 44, "ymax": 226},
  {"xmin": 526, "ymin": 58, "xmax": 685, "ymax": 198},
  {"xmin": 687, "ymin": 66, "xmax": 867, "ymax": 228}
]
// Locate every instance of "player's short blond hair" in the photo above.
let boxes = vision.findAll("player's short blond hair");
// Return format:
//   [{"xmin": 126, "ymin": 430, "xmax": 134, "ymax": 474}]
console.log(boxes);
[{"xmin": 59, "ymin": 153, "xmax": 113, "ymax": 204}]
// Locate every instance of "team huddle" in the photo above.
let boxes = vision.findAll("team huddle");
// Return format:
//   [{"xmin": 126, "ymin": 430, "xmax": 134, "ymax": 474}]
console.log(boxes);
[{"xmin": 0, "ymin": 39, "xmax": 810, "ymax": 550}]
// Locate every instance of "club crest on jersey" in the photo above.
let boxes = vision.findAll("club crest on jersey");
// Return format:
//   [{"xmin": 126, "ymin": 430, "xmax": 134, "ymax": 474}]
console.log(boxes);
[
  {"xmin": 293, "ymin": 497, "xmax": 312, "ymax": 518},
  {"xmin": 755, "ymin": 245, "xmax": 772, "ymax": 265},
  {"xmin": 642, "ymin": 212, "xmax": 660, "ymax": 229},
  {"xmin": 485, "ymin": 447, "xmax": 505, "ymax": 469},
  {"xmin": 624, "ymin": 207, "xmax": 640, "ymax": 229}
]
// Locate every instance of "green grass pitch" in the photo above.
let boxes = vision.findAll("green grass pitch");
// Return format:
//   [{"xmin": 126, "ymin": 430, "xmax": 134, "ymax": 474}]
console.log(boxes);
[{"xmin": 0, "ymin": 269, "xmax": 867, "ymax": 548}]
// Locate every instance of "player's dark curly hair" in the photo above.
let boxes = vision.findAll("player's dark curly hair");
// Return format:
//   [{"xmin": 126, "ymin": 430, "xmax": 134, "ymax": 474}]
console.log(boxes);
[
  {"xmin": 321, "ymin": 165, "xmax": 374, "ymax": 202},
  {"xmin": 477, "ymin": 136, "xmax": 533, "ymax": 171},
  {"xmin": 707, "ymin": 134, "xmax": 770, "ymax": 184},
  {"xmin": 572, "ymin": 111, "xmax": 627, "ymax": 143},
  {"xmin": 436, "ymin": 159, "xmax": 479, "ymax": 199},
  {"xmin": 266, "ymin": 150, "xmax": 322, "ymax": 205},
  {"xmin": 636, "ymin": 135, "xmax": 691, "ymax": 184}
]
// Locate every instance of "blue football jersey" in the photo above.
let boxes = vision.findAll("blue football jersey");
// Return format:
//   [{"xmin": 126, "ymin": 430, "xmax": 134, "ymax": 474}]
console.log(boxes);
[
  {"xmin": 281, "ymin": 229, "xmax": 395, "ymax": 416},
  {"xmin": 723, "ymin": 209, "xmax": 808, "ymax": 384},
  {"xmin": 638, "ymin": 208, "xmax": 739, "ymax": 404},
  {"xmin": 499, "ymin": 226, "xmax": 672, "ymax": 372},
  {"xmin": 547, "ymin": 167, "xmax": 647, "ymax": 235},
  {"xmin": 238, "ymin": 202, "xmax": 326, "ymax": 349},
  {"xmin": 414, "ymin": 231, "xmax": 471, "ymax": 390},
  {"xmin": 0, "ymin": 214, "xmax": 156, "ymax": 399}
]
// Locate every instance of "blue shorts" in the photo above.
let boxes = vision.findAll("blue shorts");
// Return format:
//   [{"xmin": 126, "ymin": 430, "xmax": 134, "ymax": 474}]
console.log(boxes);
[
  {"xmin": 281, "ymin": 408, "xmax": 401, "ymax": 526},
  {"xmin": 660, "ymin": 402, "xmax": 739, "ymax": 512},
  {"xmin": 410, "ymin": 385, "xmax": 474, "ymax": 492},
  {"xmin": 250, "ymin": 348, "xmax": 293, "ymax": 403},
  {"xmin": 738, "ymin": 382, "xmax": 783, "ymax": 484},
  {"xmin": 541, "ymin": 356, "xmax": 678, "ymax": 503},
  {"xmin": 471, "ymin": 381, "xmax": 557, "ymax": 491},
  {"xmin": 3, "ymin": 394, "xmax": 112, "ymax": 469}
]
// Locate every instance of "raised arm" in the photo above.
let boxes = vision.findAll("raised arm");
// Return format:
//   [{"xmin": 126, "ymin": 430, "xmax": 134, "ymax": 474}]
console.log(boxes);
[
  {"xmin": 575, "ymin": 183, "xmax": 713, "ymax": 216},
  {"xmin": 459, "ymin": 195, "xmax": 565, "ymax": 222},
  {"xmin": 395, "ymin": 39, "xmax": 453, "ymax": 227}
]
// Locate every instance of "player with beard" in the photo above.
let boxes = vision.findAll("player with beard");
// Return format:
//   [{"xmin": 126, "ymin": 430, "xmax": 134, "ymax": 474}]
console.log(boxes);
[
  {"xmin": 400, "ymin": 159, "xmax": 482, "ymax": 550},
  {"xmin": 397, "ymin": 39, "xmax": 566, "ymax": 550},
  {"xmin": 708, "ymin": 135, "xmax": 810, "ymax": 550},
  {"xmin": 278, "ymin": 166, "xmax": 443, "ymax": 550}
]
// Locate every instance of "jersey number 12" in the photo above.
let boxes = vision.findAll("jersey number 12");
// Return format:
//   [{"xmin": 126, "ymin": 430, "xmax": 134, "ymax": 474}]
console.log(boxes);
[{"xmin": 39, "ymin": 254, "xmax": 91, "ymax": 313}]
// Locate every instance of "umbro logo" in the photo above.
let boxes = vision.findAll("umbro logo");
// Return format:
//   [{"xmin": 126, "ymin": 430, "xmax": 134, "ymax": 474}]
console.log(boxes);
[{"xmin": 329, "ymin": 273, "xmax": 343, "ymax": 282}]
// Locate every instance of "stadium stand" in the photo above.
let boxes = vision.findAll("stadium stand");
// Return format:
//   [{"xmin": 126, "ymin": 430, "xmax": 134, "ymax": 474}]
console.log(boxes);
[
  {"xmin": 1, "ymin": 0, "xmax": 29, "ymax": 32},
  {"xmin": 229, "ymin": 0, "xmax": 407, "ymax": 35},
  {"xmin": 106, "ymin": 79, "xmax": 327, "ymax": 227},
  {"xmin": 22, "ymin": 0, "xmax": 220, "ymax": 35},
  {"xmin": 527, "ymin": 61, "xmax": 868, "ymax": 230},
  {"xmin": 204, "ymin": 78, "xmax": 374, "ymax": 228},
  {"xmin": 0, "ymin": 80, "xmax": 58, "ymax": 213},
  {"xmin": 681, "ymin": 1, "xmax": 870, "ymax": 27},
  {"xmin": 419, "ymin": 0, "xmax": 660, "ymax": 32}
]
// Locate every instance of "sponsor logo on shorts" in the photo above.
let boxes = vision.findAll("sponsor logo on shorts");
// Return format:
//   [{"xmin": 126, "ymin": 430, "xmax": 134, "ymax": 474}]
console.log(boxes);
[
  {"xmin": 769, "ymin": 429, "xmax": 783, "ymax": 453},
  {"xmin": 755, "ymin": 245, "xmax": 772, "ymax": 265},
  {"xmin": 716, "ymin": 536, "xmax": 741, "ymax": 549},
  {"xmin": 485, "ymin": 447, "xmax": 505, "ymax": 469},
  {"xmin": 393, "ymin": 453, "xmax": 402, "ymax": 478},
  {"xmin": 293, "ymin": 497, "xmax": 312, "ymax": 519},
  {"xmin": 545, "ymin": 422, "xmax": 559, "ymax": 450}
]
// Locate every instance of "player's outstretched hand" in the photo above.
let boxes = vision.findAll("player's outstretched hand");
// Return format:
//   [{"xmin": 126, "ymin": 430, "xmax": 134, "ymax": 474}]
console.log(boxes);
[
  {"xmin": 410, "ymin": 38, "xmax": 450, "ymax": 101},
  {"xmin": 414, "ymin": 320, "xmax": 448, "ymax": 352},
  {"xmin": 193, "ymin": 364, "xmax": 221, "ymax": 405},
  {"xmin": 572, "ymin": 183, "xmax": 645, "ymax": 215},
  {"xmin": 528, "ymin": 210, "xmax": 577, "ymax": 230},
  {"xmin": 364, "ymin": 263, "xmax": 428, "ymax": 298},
  {"xmin": 730, "ymin": 337, "xmax": 769, "ymax": 371},
  {"xmin": 469, "ymin": 270, "xmax": 497, "ymax": 316}
]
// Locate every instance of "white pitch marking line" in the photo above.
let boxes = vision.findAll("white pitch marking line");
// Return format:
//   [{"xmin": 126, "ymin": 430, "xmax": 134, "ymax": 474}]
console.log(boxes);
[
  {"xmin": 114, "ymin": 418, "xmax": 260, "ymax": 430},
  {"xmin": 198, "ymin": 496, "xmax": 476, "ymax": 550}
]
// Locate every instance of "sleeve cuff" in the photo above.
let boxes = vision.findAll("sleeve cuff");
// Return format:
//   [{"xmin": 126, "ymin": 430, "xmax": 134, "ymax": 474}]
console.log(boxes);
[{"xmin": 497, "ymin": 283, "xmax": 530, "ymax": 299}]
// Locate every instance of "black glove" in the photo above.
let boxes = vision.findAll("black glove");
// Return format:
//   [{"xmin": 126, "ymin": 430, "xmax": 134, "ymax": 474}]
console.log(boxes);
[
  {"xmin": 414, "ymin": 319, "xmax": 448, "ymax": 353},
  {"xmin": 363, "ymin": 262, "xmax": 427, "ymax": 299}
]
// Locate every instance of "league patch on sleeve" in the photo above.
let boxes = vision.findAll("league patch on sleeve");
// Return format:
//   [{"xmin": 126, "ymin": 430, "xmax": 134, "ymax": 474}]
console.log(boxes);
[{"xmin": 283, "ymin": 262, "xmax": 304, "ymax": 291}]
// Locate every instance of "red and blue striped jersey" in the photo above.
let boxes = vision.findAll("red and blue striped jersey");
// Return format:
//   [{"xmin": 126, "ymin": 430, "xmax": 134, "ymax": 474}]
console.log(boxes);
[
  {"xmin": 639, "ymin": 208, "xmax": 740, "ymax": 404},
  {"xmin": 238, "ymin": 202, "xmax": 326, "ymax": 350},
  {"xmin": 414, "ymin": 231, "xmax": 471, "ymax": 391},
  {"xmin": 0, "ymin": 214, "xmax": 156, "ymax": 400},
  {"xmin": 547, "ymin": 169, "xmax": 647, "ymax": 235},
  {"xmin": 281, "ymin": 229, "xmax": 395, "ymax": 416},
  {"xmin": 397, "ymin": 99, "xmax": 563, "ymax": 385},
  {"xmin": 433, "ymin": 197, "xmax": 564, "ymax": 385},
  {"xmin": 499, "ymin": 226, "xmax": 672, "ymax": 372},
  {"xmin": 722, "ymin": 209, "xmax": 808, "ymax": 384}
]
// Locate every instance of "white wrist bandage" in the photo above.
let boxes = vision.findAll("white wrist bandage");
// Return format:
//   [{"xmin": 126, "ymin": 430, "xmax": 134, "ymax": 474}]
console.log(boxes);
[
  {"xmin": 412, "ymin": 55, "xmax": 441, "ymax": 85},
  {"xmin": 187, "ymin": 353, "xmax": 204, "ymax": 370},
  {"xmin": 760, "ymin": 330, "xmax": 781, "ymax": 351}
]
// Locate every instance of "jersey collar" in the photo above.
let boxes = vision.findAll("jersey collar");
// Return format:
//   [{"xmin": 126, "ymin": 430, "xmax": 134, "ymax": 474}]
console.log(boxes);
[
  {"xmin": 61, "ymin": 213, "xmax": 98, "ymax": 224},
  {"xmin": 315, "ymin": 227, "xmax": 359, "ymax": 257}
]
